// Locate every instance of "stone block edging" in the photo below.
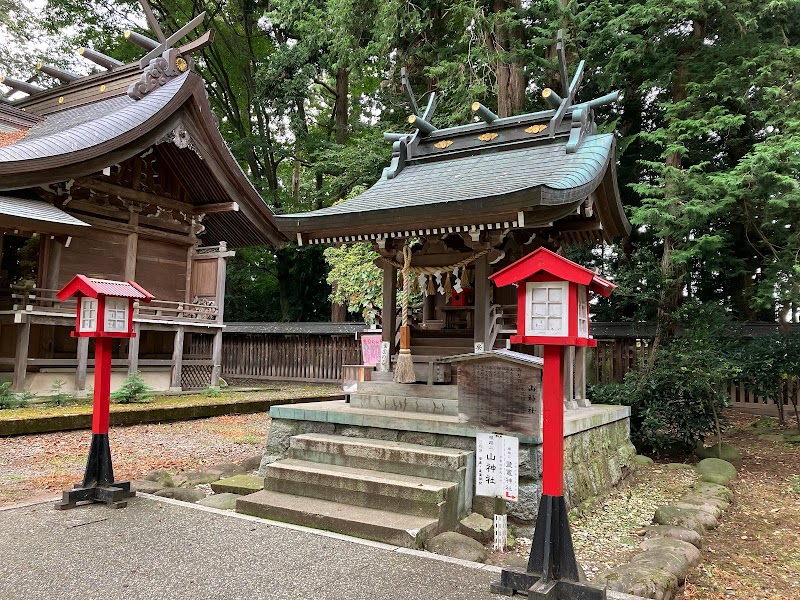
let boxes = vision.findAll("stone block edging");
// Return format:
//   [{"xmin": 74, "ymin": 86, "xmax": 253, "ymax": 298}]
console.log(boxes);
[{"xmin": 596, "ymin": 461, "xmax": 737, "ymax": 600}]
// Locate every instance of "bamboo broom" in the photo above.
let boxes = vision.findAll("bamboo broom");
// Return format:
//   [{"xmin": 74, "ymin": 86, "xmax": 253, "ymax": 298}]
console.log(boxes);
[{"xmin": 393, "ymin": 244, "xmax": 415, "ymax": 383}]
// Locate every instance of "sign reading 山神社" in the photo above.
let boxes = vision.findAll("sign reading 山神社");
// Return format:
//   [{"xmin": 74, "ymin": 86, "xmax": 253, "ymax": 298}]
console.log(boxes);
[
  {"xmin": 451, "ymin": 349, "xmax": 543, "ymax": 437},
  {"xmin": 476, "ymin": 432, "xmax": 519, "ymax": 500}
]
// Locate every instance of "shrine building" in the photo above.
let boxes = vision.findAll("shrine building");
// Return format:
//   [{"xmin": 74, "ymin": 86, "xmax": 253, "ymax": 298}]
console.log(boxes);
[{"xmin": 0, "ymin": 15, "xmax": 284, "ymax": 394}]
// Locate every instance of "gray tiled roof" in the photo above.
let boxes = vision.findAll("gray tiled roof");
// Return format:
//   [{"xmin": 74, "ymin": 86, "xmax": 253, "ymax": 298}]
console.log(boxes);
[
  {"xmin": 0, "ymin": 195, "xmax": 89, "ymax": 227},
  {"xmin": 0, "ymin": 73, "xmax": 190, "ymax": 163},
  {"xmin": 282, "ymin": 134, "xmax": 614, "ymax": 219}
]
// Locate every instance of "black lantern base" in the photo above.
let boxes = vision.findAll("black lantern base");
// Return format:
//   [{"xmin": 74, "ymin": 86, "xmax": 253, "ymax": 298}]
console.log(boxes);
[
  {"xmin": 54, "ymin": 433, "xmax": 135, "ymax": 510},
  {"xmin": 490, "ymin": 495, "xmax": 606, "ymax": 599}
]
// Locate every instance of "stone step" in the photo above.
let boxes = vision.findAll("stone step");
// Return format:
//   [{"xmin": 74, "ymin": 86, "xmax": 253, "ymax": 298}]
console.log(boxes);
[
  {"xmin": 289, "ymin": 433, "xmax": 470, "ymax": 478},
  {"xmin": 236, "ymin": 489, "xmax": 440, "ymax": 548},
  {"xmin": 263, "ymin": 458, "xmax": 459, "ymax": 524},
  {"xmin": 289, "ymin": 433, "xmax": 474, "ymax": 516},
  {"xmin": 349, "ymin": 393, "xmax": 458, "ymax": 416}
]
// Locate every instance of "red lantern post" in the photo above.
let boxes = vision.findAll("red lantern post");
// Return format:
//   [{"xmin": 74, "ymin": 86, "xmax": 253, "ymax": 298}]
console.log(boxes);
[
  {"xmin": 489, "ymin": 248, "xmax": 615, "ymax": 599},
  {"xmin": 54, "ymin": 275, "xmax": 153, "ymax": 509}
]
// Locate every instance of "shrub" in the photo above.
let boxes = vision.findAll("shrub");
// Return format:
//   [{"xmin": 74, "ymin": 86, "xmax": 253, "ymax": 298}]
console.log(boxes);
[
  {"xmin": 203, "ymin": 385, "xmax": 222, "ymax": 398},
  {"xmin": 0, "ymin": 382, "xmax": 33, "ymax": 410},
  {"xmin": 111, "ymin": 371, "xmax": 152, "ymax": 404},
  {"xmin": 48, "ymin": 379, "xmax": 72, "ymax": 406}
]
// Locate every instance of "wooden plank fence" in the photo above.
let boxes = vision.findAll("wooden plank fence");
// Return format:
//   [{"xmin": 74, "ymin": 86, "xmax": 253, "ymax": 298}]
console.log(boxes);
[
  {"xmin": 589, "ymin": 324, "xmax": 800, "ymax": 417},
  {"xmin": 190, "ymin": 331, "xmax": 362, "ymax": 383}
]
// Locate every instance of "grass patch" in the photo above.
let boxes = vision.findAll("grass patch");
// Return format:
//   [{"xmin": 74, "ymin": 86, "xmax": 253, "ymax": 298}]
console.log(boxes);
[{"xmin": 0, "ymin": 384, "xmax": 340, "ymax": 422}]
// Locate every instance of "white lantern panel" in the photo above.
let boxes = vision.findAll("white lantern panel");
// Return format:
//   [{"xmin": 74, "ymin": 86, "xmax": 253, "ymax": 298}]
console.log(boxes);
[
  {"xmin": 525, "ymin": 281, "xmax": 569, "ymax": 336},
  {"xmin": 80, "ymin": 297, "xmax": 98, "ymax": 332},
  {"xmin": 578, "ymin": 285, "xmax": 589, "ymax": 338},
  {"xmin": 105, "ymin": 297, "xmax": 129, "ymax": 332}
]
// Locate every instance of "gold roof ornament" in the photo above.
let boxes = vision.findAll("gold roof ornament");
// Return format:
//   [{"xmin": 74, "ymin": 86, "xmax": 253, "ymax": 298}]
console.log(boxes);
[
  {"xmin": 434, "ymin": 140, "xmax": 453, "ymax": 149},
  {"xmin": 477, "ymin": 132, "xmax": 498, "ymax": 142}
]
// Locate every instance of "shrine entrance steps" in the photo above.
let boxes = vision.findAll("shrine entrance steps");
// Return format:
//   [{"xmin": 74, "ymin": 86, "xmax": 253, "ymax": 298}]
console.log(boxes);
[{"xmin": 236, "ymin": 433, "xmax": 474, "ymax": 549}]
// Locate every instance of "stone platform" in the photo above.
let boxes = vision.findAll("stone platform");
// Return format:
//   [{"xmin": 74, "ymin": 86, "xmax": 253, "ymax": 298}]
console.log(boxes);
[{"xmin": 254, "ymin": 398, "xmax": 635, "ymax": 526}]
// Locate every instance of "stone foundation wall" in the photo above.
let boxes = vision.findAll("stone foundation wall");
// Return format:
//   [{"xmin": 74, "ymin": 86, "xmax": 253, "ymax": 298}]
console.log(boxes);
[{"xmin": 260, "ymin": 414, "xmax": 636, "ymax": 525}]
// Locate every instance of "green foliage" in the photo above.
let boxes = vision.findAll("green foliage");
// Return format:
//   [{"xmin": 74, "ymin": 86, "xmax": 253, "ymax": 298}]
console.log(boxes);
[
  {"xmin": 111, "ymin": 371, "xmax": 152, "ymax": 404},
  {"xmin": 323, "ymin": 243, "xmax": 382, "ymax": 323},
  {"xmin": 203, "ymin": 385, "xmax": 222, "ymax": 398},
  {"xmin": 0, "ymin": 382, "xmax": 33, "ymax": 410},
  {"xmin": 47, "ymin": 379, "xmax": 71, "ymax": 407}
]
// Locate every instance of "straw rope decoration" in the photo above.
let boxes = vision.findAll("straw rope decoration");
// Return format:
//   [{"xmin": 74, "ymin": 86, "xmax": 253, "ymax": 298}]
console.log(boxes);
[{"xmin": 393, "ymin": 244, "xmax": 416, "ymax": 383}]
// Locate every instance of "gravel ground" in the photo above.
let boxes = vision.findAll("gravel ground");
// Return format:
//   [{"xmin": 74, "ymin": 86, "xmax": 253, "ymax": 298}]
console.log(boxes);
[{"xmin": 0, "ymin": 412, "xmax": 271, "ymax": 506}]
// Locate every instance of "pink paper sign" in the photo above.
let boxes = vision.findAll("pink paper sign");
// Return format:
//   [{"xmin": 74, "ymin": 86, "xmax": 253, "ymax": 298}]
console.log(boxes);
[{"xmin": 361, "ymin": 334, "xmax": 382, "ymax": 365}]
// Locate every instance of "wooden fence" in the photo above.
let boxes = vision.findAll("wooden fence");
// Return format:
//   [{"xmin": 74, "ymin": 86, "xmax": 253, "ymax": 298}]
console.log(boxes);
[
  {"xmin": 189, "ymin": 323, "xmax": 366, "ymax": 384},
  {"xmin": 589, "ymin": 323, "xmax": 800, "ymax": 416}
]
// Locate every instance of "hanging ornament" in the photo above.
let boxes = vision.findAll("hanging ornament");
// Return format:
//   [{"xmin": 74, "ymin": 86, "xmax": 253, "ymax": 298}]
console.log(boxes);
[
  {"xmin": 453, "ymin": 271, "xmax": 463, "ymax": 294},
  {"xmin": 434, "ymin": 271, "xmax": 444, "ymax": 295},
  {"xmin": 426, "ymin": 275, "xmax": 435, "ymax": 296},
  {"xmin": 412, "ymin": 274, "xmax": 420, "ymax": 294},
  {"xmin": 461, "ymin": 267, "xmax": 471, "ymax": 289},
  {"xmin": 418, "ymin": 274, "xmax": 428, "ymax": 296},
  {"xmin": 444, "ymin": 272, "xmax": 453, "ymax": 303}
]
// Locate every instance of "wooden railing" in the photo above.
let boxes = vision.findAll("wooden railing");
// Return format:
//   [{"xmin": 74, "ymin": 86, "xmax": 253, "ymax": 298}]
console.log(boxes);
[{"xmin": 3, "ymin": 285, "xmax": 218, "ymax": 323}]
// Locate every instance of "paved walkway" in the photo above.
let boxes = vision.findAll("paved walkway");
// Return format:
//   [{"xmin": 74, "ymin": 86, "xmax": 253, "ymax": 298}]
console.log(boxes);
[{"xmin": 0, "ymin": 495, "xmax": 500, "ymax": 600}]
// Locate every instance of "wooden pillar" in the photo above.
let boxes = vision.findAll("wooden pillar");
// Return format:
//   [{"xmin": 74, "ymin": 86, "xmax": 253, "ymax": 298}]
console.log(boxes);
[
  {"xmin": 473, "ymin": 254, "xmax": 489, "ymax": 352},
  {"xmin": 75, "ymin": 337, "xmax": 89, "ymax": 397},
  {"xmin": 381, "ymin": 263, "xmax": 397, "ymax": 369},
  {"xmin": 12, "ymin": 319, "xmax": 31, "ymax": 392},
  {"xmin": 210, "ymin": 328, "xmax": 223, "ymax": 386},
  {"xmin": 125, "ymin": 209, "xmax": 139, "ymax": 281},
  {"xmin": 128, "ymin": 322, "xmax": 141, "ymax": 376},
  {"xmin": 215, "ymin": 242, "xmax": 228, "ymax": 323},
  {"xmin": 574, "ymin": 346, "xmax": 589, "ymax": 407},
  {"xmin": 564, "ymin": 346, "xmax": 576, "ymax": 409},
  {"xmin": 170, "ymin": 326, "xmax": 185, "ymax": 391},
  {"xmin": 45, "ymin": 237, "xmax": 63, "ymax": 290}
]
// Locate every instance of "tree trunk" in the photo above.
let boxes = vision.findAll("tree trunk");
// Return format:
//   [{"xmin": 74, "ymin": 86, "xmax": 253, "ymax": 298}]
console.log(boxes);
[
  {"xmin": 335, "ymin": 68, "xmax": 349, "ymax": 145},
  {"xmin": 493, "ymin": 0, "xmax": 525, "ymax": 117},
  {"xmin": 331, "ymin": 281, "xmax": 347, "ymax": 322}
]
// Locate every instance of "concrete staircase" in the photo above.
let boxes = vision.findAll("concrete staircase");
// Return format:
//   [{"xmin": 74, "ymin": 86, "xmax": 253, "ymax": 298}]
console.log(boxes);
[{"xmin": 237, "ymin": 433, "xmax": 474, "ymax": 548}]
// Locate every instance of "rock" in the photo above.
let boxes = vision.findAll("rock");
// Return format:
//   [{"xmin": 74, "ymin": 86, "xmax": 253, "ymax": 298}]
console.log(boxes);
[
  {"xmin": 211, "ymin": 474, "xmax": 263, "ymax": 495},
  {"xmin": 672, "ymin": 505, "xmax": 718, "ymax": 529},
  {"xmin": 154, "ymin": 488, "xmax": 206, "ymax": 503},
  {"xmin": 398, "ymin": 431, "xmax": 437, "ymax": 446},
  {"xmin": 178, "ymin": 471, "xmax": 220, "ymax": 487},
  {"xmin": 131, "ymin": 480, "xmax": 164, "ymax": 494},
  {"xmin": 171, "ymin": 473, "xmax": 189, "ymax": 488},
  {"xmin": 208, "ymin": 463, "xmax": 245, "ymax": 479},
  {"xmin": 641, "ymin": 525, "xmax": 702, "ymax": 548},
  {"xmin": 696, "ymin": 458, "xmax": 737, "ymax": 485},
  {"xmin": 196, "ymin": 493, "xmax": 240, "ymax": 510},
  {"xmin": 425, "ymin": 532, "xmax": 487, "ymax": 563},
  {"xmin": 263, "ymin": 420, "xmax": 299, "ymax": 457},
  {"xmin": 458, "ymin": 513, "xmax": 493, "ymax": 543},
  {"xmin": 507, "ymin": 481, "xmax": 542, "ymax": 522},
  {"xmin": 700, "ymin": 472, "xmax": 732, "ymax": 485},
  {"xmin": 238, "ymin": 455, "xmax": 263, "ymax": 472},
  {"xmin": 680, "ymin": 494, "xmax": 729, "ymax": 512},
  {"xmin": 641, "ymin": 536, "xmax": 701, "ymax": 568},
  {"xmin": 691, "ymin": 482, "xmax": 733, "ymax": 502},
  {"xmin": 785, "ymin": 434, "xmax": 800, "ymax": 444},
  {"xmin": 632, "ymin": 455, "xmax": 654, "ymax": 467},
  {"xmin": 757, "ymin": 434, "xmax": 786, "ymax": 442},
  {"xmin": 597, "ymin": 562, "xmax": 679, "ymax": 600},
  {"xmin": 665, "ymin": 463, "xmax": 693, "ymax": 470},
  {"xmin": 471, "ymin": 495, "xmax": 495, "ymax": 520},
  {"xmin": 652, "ymin": 506, "xmax": 705, "ymax": 535},
  {"xmin": 694, "ymin": 442, "xmax": 742, "ymax": 467},
  {"xmin": 631, "ymin": 548, "xmax": 690, "ymax": 584},
  {"xmin": 674, "ymin": 501, "xmax": 722, "ymax": 520},
  {"xmin": 145, "ymin": 469, "xmax": 174, "ymax": 488}
]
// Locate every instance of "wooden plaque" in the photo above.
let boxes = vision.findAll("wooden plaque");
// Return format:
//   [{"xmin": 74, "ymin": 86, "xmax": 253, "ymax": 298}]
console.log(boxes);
[{"xmin": 456, "ymin": 354, "xmax": 542, "ymax": 436}]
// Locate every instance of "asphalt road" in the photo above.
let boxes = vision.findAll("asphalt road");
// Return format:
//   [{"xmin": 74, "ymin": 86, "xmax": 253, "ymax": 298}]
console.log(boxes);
[{"xmin": 0, "ymin": 495, "xmax": 501, "ymax": 600}]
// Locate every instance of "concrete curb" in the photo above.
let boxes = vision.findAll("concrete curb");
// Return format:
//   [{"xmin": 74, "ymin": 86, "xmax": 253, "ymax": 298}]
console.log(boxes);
[{"xmin": 0, "ymin": 394, "xmax": 344, "ymax": 437}]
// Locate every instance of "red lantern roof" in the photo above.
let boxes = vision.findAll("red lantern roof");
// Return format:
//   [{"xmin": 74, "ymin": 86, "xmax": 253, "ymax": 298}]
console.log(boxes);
[
  {"xmin": 489, "ymin": 247, "xmax": 615, "ymax": 297},
  {"xmin": 57, "ymin": 274, "xmax": 154, "ymax": 302}
]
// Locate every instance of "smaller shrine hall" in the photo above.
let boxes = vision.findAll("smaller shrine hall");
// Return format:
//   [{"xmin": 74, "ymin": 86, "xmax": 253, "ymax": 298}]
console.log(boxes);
[
  {"xmin": 277, "ymin": 46, "xmax": 630, "ymax": 396},
  {"xmin": 0, "ymin": 7, "xmax": 283, "ymax": 394}
]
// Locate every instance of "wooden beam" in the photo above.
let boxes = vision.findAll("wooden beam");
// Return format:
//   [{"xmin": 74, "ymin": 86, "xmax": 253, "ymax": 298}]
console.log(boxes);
[
  {"xmin": 75, "ymin": 337, "xmax": 89, "ymax": 397},
  {"xmin": 77, "ymin": 215, "xmax": 193, "ymax": 246},
  {"xmin": 210, "ymin": 329, "xmax": 223, "ymax": 386},
  {"xmin": 473, "ymin": 254, "xmax": 489, "ymax": 351},
  {"xmin": 128, "ymin": 322, "xmax": 141, "ymax": 375},
  {"xmin": 12, "ymin": 319, "xmax": 31, "ymax": 392},
  {"xmin": 170, "ymin": 326, "xmax": 185, "ymax": 391},
  {"xmin": 75, "ymin": 178, "xmax": 195, "ymax": 214},
  {"xmin": 193, "ymin": 202, "xmax": 238, "ymax": 215},
  {"xmin": 381, "ymin": 263, "xmax": 397, "ymax": 369}
]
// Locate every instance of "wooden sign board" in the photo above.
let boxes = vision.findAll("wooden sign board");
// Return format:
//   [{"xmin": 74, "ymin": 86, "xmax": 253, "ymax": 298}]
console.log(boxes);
[{"xmin": 453, "ymin": 350, "xmax": 542, "ymax": 437}]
